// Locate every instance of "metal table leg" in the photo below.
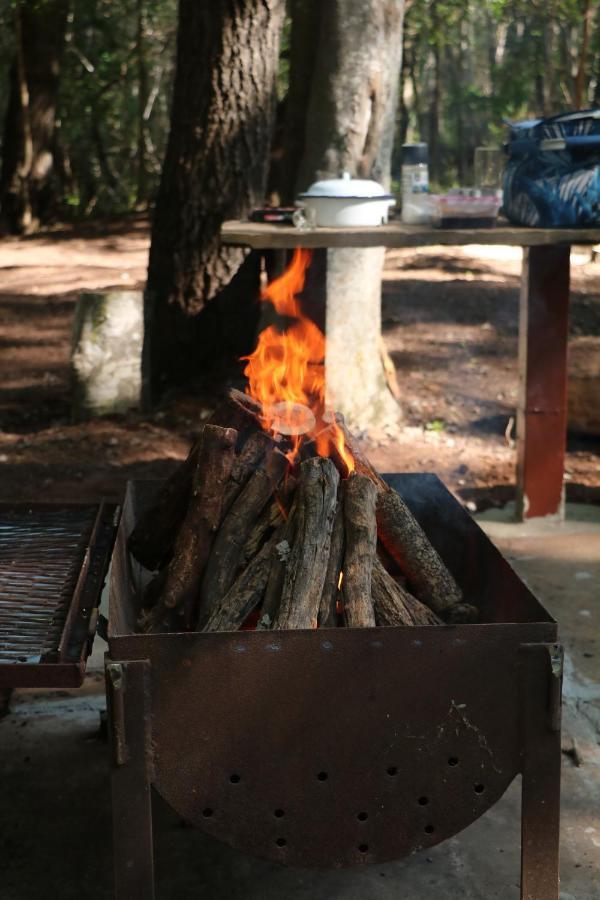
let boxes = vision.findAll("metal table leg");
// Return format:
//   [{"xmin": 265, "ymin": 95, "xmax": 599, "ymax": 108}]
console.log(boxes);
[
  {"xmin": 107, "ymin": 659, "xmax": 155, "ymax": 900},
  {"xmin": 516, "ymin": 245, "xmax": 571, "ymax": 520},
  {"xmin": 519, "ymin": 643, "xmax": 563, "ymax": 900}
]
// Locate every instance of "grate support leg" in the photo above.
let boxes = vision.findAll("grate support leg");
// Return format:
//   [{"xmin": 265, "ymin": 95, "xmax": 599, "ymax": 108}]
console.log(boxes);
[
  {"xmin": 519, "ymin": 643, "xmax": 563, "ymax": 900},
  {"xmin": 106, "ymin": 658, "xmax": 155, "ymax": 900}
]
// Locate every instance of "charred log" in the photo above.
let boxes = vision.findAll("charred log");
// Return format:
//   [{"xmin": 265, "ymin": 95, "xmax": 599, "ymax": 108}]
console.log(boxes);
[
  {"xmin": 371, "ymin": 557, "xmax": 443, "ymax": 627},
  {"xmin": 272, "ymin": 457, "xmax": 339, "ymax": 629},
  {"xmin": 341, "ymin": 474, "xmax": 377, "ymax": 627}
]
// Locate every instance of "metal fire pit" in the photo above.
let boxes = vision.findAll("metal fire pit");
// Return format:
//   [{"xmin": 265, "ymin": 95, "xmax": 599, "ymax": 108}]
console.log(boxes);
[
  {"xmin": 0, "ymin": 501, "xmax": 117, "ymax": 688},
  {"xmin": 107, "ymin": 475, "xmax": 562, "ymax": 900}
]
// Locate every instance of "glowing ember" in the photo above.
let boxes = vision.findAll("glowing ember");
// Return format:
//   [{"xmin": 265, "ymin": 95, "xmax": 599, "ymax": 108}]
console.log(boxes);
[{"xmin": 243, "ymin": 248, "xmax": 355, "ymax": 474}]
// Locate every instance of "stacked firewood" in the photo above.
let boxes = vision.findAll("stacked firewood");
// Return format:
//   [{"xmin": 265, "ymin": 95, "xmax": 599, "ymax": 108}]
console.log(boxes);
[{"xmin": 128, "ymin": 390, "xmax": 478, "ymax": 634}]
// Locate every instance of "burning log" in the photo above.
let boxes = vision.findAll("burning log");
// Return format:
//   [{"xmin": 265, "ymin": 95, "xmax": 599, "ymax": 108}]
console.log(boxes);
[
  {"xmin": 128, "ymin": 396, "xmax": 477, "ymax": 634},
  {"xmin": 241, "ymin": 498, "xmax": 285, "ymax": 568},
  {"xmin": 128, "ymin": 437, "xmax": 202, "ymax": 570},
  {"xmin": 272, "ymin": 457, "xmax": 339, "ymax": 630},
  {"xmin": 210, "ymin": 388, "xmax": 264, "ymax": 436},
  {"xmin": 140, "ymin": 425, "xmax": 237, "ymax": 632},
  {"xmin": 201, "ymin": 531, "xmax": 281, "ymax": 633},
  {"xmin": 221, "ymin": 430, "xmax": 275, "ymax": 513},
  {"xmin": 318, "ymin": 488, "xmax": 345, "ymax": 627},
  {"xmin": 128, "ymin": 235, "xmax": 479, "ymax": 636},
  {"xmin": 196, "ymin": 451, "xmax": 288, "ymax": 629},
  {"xmin": 371, "ymin": 557, "xmax": 443, "ymax": 627},
  {"xmin": 375, "ymin": 490, "xmax": 477, "ymax": 623},
  {"xmin": 341, "ymin": 474, "xmax": 377, "ymax": 627},
  {"xmin": 260, "ymin": 497, "xmax": 299, "ymax": 627}
]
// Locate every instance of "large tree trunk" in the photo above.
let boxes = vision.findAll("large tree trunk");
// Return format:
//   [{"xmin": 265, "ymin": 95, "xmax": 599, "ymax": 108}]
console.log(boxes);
[
  {"xmin": 280, "ymin": 0, "xmax": 405, "ymax": 430},
  {"xmin": 143, "ymin": 0, "xmax": 285, "ymax": 402},
  {"xmin": 295, "ymin": 1, "xmax": 404, "ymax": 192},
  {"xmin": 0, "ymin": 0, "xmax": 69, "ymax": 234}
]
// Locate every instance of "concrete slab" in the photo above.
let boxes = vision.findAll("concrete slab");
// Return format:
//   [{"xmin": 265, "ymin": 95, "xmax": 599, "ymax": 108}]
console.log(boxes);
[{"xmin": 1, "ymin": 521, "xmax": 599, "ymax": 899}]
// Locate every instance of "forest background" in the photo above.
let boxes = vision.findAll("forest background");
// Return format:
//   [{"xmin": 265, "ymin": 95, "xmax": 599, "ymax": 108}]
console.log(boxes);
[{"xmin": 0, "ymin": 0, "xmax": 598, "ymax": 230}]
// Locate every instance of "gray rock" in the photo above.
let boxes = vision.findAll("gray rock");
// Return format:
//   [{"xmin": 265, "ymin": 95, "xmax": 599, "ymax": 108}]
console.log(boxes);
[{"xmin": 71, "ymin": 290, "xmax": 143, "ymax": 418}]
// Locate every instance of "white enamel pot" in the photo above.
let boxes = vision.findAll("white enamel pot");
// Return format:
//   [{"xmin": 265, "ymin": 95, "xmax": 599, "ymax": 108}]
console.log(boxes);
[{"xmin": 296, "ymin": 172, "xmax": 396, "ymax": 227}]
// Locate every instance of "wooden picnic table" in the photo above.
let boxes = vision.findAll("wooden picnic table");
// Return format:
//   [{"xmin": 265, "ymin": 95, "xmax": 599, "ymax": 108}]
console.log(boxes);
[{"xmin": 222, "ymin": 220, "xmax": 600, "ymax": 521}]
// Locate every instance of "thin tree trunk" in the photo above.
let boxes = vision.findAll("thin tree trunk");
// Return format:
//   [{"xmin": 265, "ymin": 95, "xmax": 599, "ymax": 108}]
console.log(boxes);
[
  {"xmin": 574, "ymin": 0, "xmax": 593, "ymax": 108},
  {"xmin": 429, "ymin": 36, "xmax": 441, "ymax": 184},
  {"xmin": 144, "ymin": 0, "xmax": 285, "ymax": 401},
  {"xmin": 296, "ymin": 0, "xmax": 405, "ymax": 190},
  {"xmin": 0, "ymin": 0, "xmax": 69, "ymax": 233},
  {"xmin": 135, "ymin": 0, "xmax": 149, "ymax": 205},
  {"xmin": 276, "ymin": 0, "xmax": 322, "ymax": 204},
  {"xmin": 279, "ymin": 0, "xmax": 405, "ymax": 431}
]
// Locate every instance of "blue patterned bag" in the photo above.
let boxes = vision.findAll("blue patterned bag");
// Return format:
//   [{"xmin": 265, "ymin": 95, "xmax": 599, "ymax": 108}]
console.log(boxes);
[{"xmin": 503, "ymin": 108, "xmax": 600, "ymax": 228}]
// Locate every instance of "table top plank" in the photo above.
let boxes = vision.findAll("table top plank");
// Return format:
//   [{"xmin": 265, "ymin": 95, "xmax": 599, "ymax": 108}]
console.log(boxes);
[{"xmin": 222, "ymin": 219, "xmax": 600, "ymax": 250}]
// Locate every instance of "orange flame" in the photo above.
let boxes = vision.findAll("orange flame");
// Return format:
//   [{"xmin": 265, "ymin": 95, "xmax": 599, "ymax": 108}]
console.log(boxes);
[{"xmin": 242, "ymin": 248, "xmax": 354, "ymax": 474}]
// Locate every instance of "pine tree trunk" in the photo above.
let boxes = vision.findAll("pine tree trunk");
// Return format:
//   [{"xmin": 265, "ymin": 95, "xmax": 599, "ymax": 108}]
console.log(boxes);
[
  {"xmin": 0, "ymin": 0, "xmax": 69, "ymax": 234},
  {"xmin": 143, "ymin": 0, "xmax": 285, "ymax": 401},
  {"xmin": 277, "ymin": 0, "xmax": 322, "ymax": 204},
  {"xmin": 279, "ymin": 0, "xmax": 405, "ymax": 430},
  {"xmin": 135, "ymin": 0, "xmax": 149, "ymax": 206},
  {"xmin": 295, "ymin": 0, "xmax": 405, "ymax": 192}
]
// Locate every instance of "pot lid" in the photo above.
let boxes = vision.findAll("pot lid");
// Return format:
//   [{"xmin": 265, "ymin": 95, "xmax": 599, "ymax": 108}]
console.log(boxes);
[{"xmin": 298, "ymin": 171, "xmax": 393, "ymax": 200}]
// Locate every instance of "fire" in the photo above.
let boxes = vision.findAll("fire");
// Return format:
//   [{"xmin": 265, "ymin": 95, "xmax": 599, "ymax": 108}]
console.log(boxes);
[{"xmin": 243, "ymin": 248, "xmax": 355, "ymax": 474}]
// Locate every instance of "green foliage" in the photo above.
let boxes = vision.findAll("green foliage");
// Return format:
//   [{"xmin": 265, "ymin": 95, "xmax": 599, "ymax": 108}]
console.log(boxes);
[
  {"xmin": 400, "ymin": 0, "xmax": 600, "ymax": 187},
  {"xmin": 55, "ymin": 0, "xmax": 177, "ymax": 216},
  {"xmin": 1, "ymin": 0, "xmax": 598, "ymax": 219}
]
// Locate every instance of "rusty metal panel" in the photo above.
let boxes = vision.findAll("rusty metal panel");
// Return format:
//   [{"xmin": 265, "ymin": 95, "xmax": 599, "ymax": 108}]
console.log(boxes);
[
  {"xmin": 517, "ymin": 245, "xmax": 570, "ymax": 520},
  {"xmin": 110, "ymin": 624, "xmax": 554, "ymax": 869},
  {"xmin": 108, "ymin": 478, "xmax": 558, "ymax": 871}
]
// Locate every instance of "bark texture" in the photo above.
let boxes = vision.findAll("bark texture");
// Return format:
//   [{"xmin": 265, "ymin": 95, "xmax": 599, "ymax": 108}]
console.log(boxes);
[
  {"xmin": 144, "ymin": 0, "xmax": 285, "ymax": 399},
  {"xmin": 342, "ymin": 474, "xmax": 377, "ymax": 627},
  {"xmin": 318, "ymin": 487, "xmax": 345, "ymax": 627},
  {"xmin": 0, "ymin": 0, "xmax": 70, "ymax": 233},
  {"xmin": 273, "ymin": 457, "xmax": 339, "ymax": 630},
  {"xmin": 275, "ymin": 0, "xmax": 405, "ymax": 430},
  {"xmin": 197, "ymin": 453, "xmax": 287, "ymax": 627},
  {"xmin": 295, "ymin": 0, "xmax": 405, "ymax": 193},
  {"xmin": 371, "ymin": 557, "xmax": 443, "ymax": 627}
]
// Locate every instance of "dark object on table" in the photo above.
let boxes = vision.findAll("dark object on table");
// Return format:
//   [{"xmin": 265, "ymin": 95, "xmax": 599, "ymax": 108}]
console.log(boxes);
[
  {"xmin": 431, "ymin": 191, "xmax": 502, "ymax": 229},
  {"xmin": 249, "ymin": 207, "xmax": 297, "ymax": 224},
  {"xmin": 504, "ymin": 107, "xmax": 600, "ymax": 228}
]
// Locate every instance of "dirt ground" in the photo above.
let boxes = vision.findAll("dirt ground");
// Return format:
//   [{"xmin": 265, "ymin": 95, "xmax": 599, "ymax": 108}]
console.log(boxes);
[{"xmin": 0, "ymin": 217, "xmax": 599, "ymax": 509}]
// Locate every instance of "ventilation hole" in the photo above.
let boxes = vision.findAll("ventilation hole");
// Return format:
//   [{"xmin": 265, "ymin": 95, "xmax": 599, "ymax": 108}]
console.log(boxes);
[
  {"xmin": 357, "ymin": 812, "xmax": 368, "ymax": 822},
  {"xmin": 202, "ymin": 808, "xmax": 213, "ymax": 818},
  {"xmin": 358, "ymin": 843, "xmax": 369, "ymax": 853},
  {"xmin": 229, "ymin": 774, "xmax": 241, "ymax": 783},
  {"xmin": 317, "ymin": 771, "xmax": 328, "ymax": 781},
  {"xmin": 276, "ymin": 837, "xmax": 287, "ymax": 847},
  {"xmin": 387, "ymin": 766, "xmax": 398, "ymax": 776},
  {"xmin": 418, "ymin": 796, "xmax": 429, "ymax": 806},
  {"xmin": 474, "ymin": 783, "xmax": 485, "ymax": 794},
  {"xmin": 424, "ymin": 824, "xmax": 435, "ymax": 835},
  {"xmin": 448, "ymin": 756, "xmax": 459, "ymax": 767},
  {"xmin": 274, "ymin": 809, "xmax": 285, "ymax": 818}
]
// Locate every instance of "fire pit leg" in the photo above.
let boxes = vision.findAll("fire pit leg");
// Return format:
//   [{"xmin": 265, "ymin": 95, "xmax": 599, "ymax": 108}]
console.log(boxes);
[
  {"xmin": 106, "ymin": 659, "xmax": 155, "ymax": 900},
  {"xmin": 519, "ymin": 643, "xmax": 563, "ymax": 900},
  {"xmin": 516, "ymin": 245, "xmax": 570, "ymax": 521}
]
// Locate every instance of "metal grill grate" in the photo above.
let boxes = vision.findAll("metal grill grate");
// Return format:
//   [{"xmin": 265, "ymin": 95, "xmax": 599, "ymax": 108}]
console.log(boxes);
[{"xmin": 0, "ymin": 507, "xmax": 97, "ymax": 664}]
